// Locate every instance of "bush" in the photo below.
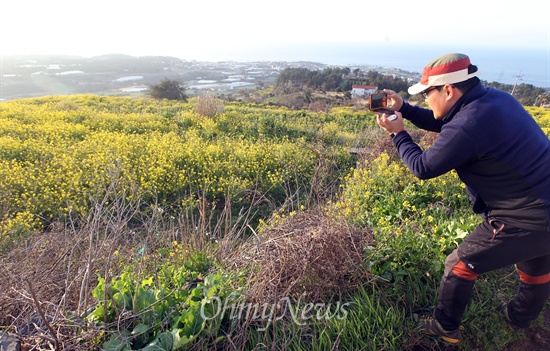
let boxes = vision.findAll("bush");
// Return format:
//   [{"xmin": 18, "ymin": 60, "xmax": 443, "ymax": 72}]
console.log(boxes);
[
  {"xmin": 148, "ymin": 78, "xmax": 188, "ymax": 101},
  {"xmin": 194, "ymin": 94, "xmax": 224, "ymax": 117},
  {"xmin": 336, "ymin": 152, "xmax": 477, "ymax": 282},
  {"xmin": 229, "ymin": 210, "xmax": 373, "ymax": 303}
]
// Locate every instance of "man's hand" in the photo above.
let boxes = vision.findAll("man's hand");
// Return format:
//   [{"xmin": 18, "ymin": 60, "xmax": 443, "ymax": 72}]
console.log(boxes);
[
  {"xmin": 383, "ymin": 89, "xmax": 404, "ymax": 112},
  {"xmin": 377, "ymin": 112, "xmax": 405, "ymax": 135}
]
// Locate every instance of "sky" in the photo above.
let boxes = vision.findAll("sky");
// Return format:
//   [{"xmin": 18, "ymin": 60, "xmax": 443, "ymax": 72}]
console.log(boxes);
[{"xmin": 1, "ymin": 0, "xmax": 549, "ymax": 85}]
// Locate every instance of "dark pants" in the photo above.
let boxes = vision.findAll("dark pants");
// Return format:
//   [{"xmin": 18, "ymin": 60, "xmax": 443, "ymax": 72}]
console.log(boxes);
[{"xmin": 435, "ymin": 218, "xmax": 550, "ymax": 330}]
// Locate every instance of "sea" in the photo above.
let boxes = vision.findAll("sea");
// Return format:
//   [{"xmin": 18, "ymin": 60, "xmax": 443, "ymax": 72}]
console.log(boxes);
[{"xmin": 211, "ymin": 43, "xmax": 550, "ymax": 88}]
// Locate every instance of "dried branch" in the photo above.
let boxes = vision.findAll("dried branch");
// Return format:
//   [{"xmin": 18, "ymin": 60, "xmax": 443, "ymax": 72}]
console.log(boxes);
[{"xmin": 24, "ymin": 277, "xmax": 60, "ymax": 350}]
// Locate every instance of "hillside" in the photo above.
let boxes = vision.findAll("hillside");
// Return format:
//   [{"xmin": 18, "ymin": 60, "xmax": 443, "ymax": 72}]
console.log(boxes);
[
  {"xmin": 2, "ymin": 54, "xmax": 547, "ymax": 107},
  {"xmin": 0, "ymin": 55, "xmax": 328, "ymax": 101},
  {"xmin": 0, "ymin": 95, "xmax": 549, "ymax": 350}
]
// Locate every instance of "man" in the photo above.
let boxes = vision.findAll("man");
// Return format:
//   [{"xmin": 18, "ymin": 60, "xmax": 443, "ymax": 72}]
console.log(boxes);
[{"xmin": 376, "ymin": 53, "xmax": 550, "ymax": 344}]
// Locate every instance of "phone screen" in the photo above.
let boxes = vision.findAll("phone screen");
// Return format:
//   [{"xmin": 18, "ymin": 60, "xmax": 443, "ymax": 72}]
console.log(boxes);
[{"xmin": 370, "ymin": 93, "xmax": 386, "ymax": 109}]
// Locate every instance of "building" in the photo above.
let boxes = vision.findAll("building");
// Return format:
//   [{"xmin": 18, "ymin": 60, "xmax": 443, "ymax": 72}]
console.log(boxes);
[{"xmin": 351, "ymin": 84, "xmax": 378, "ymax": 97}]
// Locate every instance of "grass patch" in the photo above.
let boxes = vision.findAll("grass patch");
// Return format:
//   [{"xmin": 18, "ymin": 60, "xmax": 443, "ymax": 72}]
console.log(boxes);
[{"xmin": 1, "ymin": 96, "xmax": 549, "ymax": 350}]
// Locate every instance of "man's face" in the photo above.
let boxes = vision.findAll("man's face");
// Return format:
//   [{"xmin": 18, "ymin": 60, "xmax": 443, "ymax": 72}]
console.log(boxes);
[{"xmin": 424, "ymin": 85, "xmax": 456, "ymax": 120}]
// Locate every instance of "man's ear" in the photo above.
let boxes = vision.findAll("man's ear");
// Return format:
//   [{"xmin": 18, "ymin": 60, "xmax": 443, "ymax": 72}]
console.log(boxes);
[{"xmin": 445, "ymin": 84, "xmax": 461, "ymax": 101}]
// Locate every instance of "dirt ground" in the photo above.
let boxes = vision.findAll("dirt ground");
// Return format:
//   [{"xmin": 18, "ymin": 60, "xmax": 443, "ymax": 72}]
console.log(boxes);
[{"xmin": 500, "ymin": 308, "xmax": 550, "ymax": 351}]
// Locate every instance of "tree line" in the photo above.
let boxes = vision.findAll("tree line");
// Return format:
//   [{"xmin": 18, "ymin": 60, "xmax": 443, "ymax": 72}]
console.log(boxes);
[
  {"xmin": 274, "ymin": 67, "xmax": 351, "ymax": 93},
  {"xmin": 274, "ymin": 67, "xmax": 411, "ymax": 96},
  {"xmin": 148, "ymin": 71, "xmax": 548, "ymax": 107},
  {"xmin": 349, "ymin": 70, "xmax": 411, "ymax": 95},
  {"xmin": 483, "ymin": 81, "xmax": 548, "ymax": 106}
]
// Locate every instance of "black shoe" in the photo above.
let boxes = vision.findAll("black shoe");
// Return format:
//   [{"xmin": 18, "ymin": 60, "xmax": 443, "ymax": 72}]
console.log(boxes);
[
  {"xmin": 494, "ymin": 291, "xmax": 524, "ymax": 330},
  {"xmin": 499, "ymin": 301, "xmax": 525, "ymax": 331},
  {"xmin": 413, "ymin": 313, "xmax": 463, "ymax": 344}
]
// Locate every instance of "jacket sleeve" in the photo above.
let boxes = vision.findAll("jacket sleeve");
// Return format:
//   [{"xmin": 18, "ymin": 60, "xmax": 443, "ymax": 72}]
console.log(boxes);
[
  {"xmin": 399, "ymin": 102, "xmax": 444, "ymax": 132},
  {"xmin": 392, "ymin": 122, "xmax": 477, "ymax": 180}
]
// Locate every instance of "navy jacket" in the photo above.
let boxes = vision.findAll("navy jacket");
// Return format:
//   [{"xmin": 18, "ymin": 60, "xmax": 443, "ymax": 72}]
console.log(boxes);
[{"xmin": 394, "ymin": 83, "xmax": 550, "ymax": 231}]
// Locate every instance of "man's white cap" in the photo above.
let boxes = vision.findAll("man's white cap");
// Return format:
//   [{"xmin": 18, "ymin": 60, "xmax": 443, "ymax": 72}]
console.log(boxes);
[{"xmin": 408, "ymin": 53, "xmax": 479, "ymax": 95}]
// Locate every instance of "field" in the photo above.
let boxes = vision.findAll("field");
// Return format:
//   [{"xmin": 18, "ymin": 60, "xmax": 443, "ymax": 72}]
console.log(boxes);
[{"xmin": 1, "ymin": 95, "xmax": 549, "ymax": 350}]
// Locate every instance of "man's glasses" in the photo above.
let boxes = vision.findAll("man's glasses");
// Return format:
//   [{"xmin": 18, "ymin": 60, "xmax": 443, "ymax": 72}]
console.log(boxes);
[{"xmin": 421, "ymin": 86, "xmax": 439, "ymax": 99}]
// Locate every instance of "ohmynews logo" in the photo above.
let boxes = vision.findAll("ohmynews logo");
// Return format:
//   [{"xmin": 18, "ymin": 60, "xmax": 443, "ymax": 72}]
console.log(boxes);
[{"xmin": 200, "ymin": 293, "xmax": 352, "ymax": 331}]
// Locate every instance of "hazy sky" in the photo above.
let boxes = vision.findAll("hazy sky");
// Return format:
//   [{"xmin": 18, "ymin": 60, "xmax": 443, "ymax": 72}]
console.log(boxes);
[{"xmin": 1, "ymin": 0, "xmax": 549, "ymax": 61}]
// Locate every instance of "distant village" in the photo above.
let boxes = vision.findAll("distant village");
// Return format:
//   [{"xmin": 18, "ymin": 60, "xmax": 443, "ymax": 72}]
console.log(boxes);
[
  {"xmin": 0, "ymin": 55, "xmax": 418, "ymax": 101},
  {"xmin": 350, "ymin": 84, "xmax": 379, "ymax": 98}
]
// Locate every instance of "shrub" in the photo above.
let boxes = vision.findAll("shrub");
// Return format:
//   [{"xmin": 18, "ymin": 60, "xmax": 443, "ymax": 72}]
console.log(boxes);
[
  {"xmin": 335, "ymin": 152, "xmax": 477, "ymax": 282},
  {"xmin": 229, "ymin": 210, "xmax": 373, "ymax": 303},
  {"xmin": 148, "ymin": 78, "xmax": 188, "ymax": 101},
  {"xmin": 194, "ymin": 94, "xmax": 224, "ymax": 117}
]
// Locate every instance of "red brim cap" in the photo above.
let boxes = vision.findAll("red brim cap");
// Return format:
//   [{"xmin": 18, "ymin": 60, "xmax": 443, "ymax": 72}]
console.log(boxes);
[{"xmin": 408, "ymin": 53, "xmax": 479, "ymax": 95}]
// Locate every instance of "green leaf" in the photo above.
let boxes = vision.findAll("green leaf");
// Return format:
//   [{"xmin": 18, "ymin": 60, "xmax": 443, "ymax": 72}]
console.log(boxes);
[
  {"xmin": 455, "ymin": 228, "xmax": 468, "ymax": 239},
  {"xmin": 141, "ymin": 276, "xmax": 154, "ymax": 287},
  {"xmin": 141, "ymin": 332, "xmax": 174, "ymax": 351},
  {"xmin": 135, "ymin": 287, "xmax": 156, "ymax": 314},
  {"xmin": 171, "ymin": 300, "xmax": 206, "ymax": 348},
  {"xmin": 91, "ymin": 275, "xmax": 105, "ymax": 300},
  {"xmin": 171, "ymin": 327, "xmax": 198, "ymax": 349},
  {"xmin": 113, "ymin": 291, "xmax": 133, "ymax": 310},
  {"xmin": 102, "ymin": 334, "xmax": 131, "ymax": 351},
  {"xmin": 433, "ymin": 260, "xmax": 442, "ymax": 274},
  {"xmin": 86, "ymin": 305, "xmax": 105, "ymax": 322},
  {"xmin": 132, "ymin": 323, "xmax": 150, "ymax": 336},
  {"xmin": 203, "ymin": 271, "xmax": 221, "ymax": 287}
]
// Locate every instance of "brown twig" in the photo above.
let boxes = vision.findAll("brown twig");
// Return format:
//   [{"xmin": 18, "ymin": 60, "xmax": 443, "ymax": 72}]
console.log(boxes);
[{"xmin": 24, "ymin": 277, "xmax": 60, "ymax": 351}]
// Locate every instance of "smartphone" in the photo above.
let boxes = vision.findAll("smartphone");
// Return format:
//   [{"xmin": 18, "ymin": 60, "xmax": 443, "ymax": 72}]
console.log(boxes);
[
  {"xmin": 369, "ymin": 91, "xmax": 387, "ymax": 112},
  {"xmin": 369, "ymin": 91, "xmax": 395, "ymax": 115}
]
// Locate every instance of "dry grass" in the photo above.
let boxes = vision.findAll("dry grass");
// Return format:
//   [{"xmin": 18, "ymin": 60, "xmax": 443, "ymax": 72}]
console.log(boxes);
[
  {"xmin": 195, "ymin": 94, "xmax": 225, "ymax": 117},
  {"xmin": 0, "ymin": 222, "xmax": 206, "ymax": 350},
  {"xmin": 227, "ymin": 209, "xmax": 374, "ymax": 304},
  {"xmin": 363, "ymin": 129, "xmax": 439, "ymax": 164},
  {"xmin": 0, "ymin": 229, "xmax": 111, "ymax": 349},
  {"xmin": 0, "ymin": 183, "xmax": 271, "ymax": 350},
  {"xmin": 1, "ymin": 186, "xmax": 168, "ymax": 349},
  {"xmin": 0, "ymin": 148, "xmax": 374, "ymax": 350}
]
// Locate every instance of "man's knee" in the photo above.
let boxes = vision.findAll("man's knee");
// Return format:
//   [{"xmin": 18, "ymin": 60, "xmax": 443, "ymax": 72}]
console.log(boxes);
[{"xmin": 444, "ymin": 250, "xmax": 480, "ymax": 281}]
